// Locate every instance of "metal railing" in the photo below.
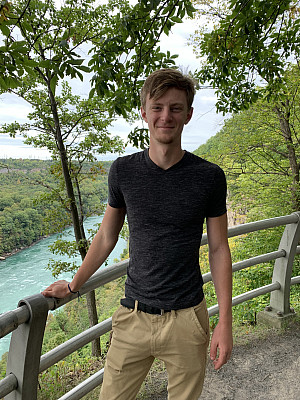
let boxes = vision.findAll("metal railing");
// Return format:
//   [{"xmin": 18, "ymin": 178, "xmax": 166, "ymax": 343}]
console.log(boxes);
[{"xmin": 1, "ymin": 212, "xmax": 300, "ymax": 399}]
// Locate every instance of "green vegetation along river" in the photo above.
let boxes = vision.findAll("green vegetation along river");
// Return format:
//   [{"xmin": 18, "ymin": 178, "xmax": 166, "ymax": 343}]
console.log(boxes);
[{"xmin": 0, "ymin": 215, "xmax": 127, "ymax": 358}]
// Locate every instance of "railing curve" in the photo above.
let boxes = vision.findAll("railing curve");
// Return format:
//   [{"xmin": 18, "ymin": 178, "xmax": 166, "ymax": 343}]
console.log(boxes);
[{"xmin": 0, "ymin": 213, "xmax": 300, "ymax": 399}]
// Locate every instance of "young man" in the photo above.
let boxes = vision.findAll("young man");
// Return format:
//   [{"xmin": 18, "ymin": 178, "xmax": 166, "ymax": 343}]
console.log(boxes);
[{"xmin": 42, "ymin": 69, "xmax": 233, "ymax": 400}]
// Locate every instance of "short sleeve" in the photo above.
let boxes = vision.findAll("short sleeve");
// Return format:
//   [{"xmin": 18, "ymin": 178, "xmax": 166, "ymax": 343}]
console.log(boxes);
[
  {"xmin": 206, "ymin": 166, "xmax": 227, "ymax": 218},
  {"xmin": 108, "ymin": 159, "xmax": 126, "ymax": 208}
]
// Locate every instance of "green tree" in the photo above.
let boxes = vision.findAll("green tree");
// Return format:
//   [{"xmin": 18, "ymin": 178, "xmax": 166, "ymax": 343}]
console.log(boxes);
[
  {"xmin": 191, "ymin": 1, "xmax": 300, "ymax": 209},
  {"xmin": 191, "ymin": 0, "xmax": 300, "ymax": 113},
  {"xmin": 1, "ymin": 80, "xmax": 123, "ymax": 356}
]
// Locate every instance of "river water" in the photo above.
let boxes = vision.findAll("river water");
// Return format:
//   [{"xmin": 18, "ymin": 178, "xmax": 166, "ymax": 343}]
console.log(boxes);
[{"xmin": 0, "ymin": 215, "xmax": 127, "ymax": 358}]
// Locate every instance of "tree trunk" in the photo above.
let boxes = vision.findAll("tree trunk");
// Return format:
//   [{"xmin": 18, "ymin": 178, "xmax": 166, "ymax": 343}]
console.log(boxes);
[
  {"xmin": 48, "ymin": 83, "xmax": 101, "ymax": 357},
  {"xmin": 86, "ymin": 290, "xmax": 101, "ymax": 357},
  {"xmin": 275, "ymin": 105, "xmax": 300, "ymax": 211}
]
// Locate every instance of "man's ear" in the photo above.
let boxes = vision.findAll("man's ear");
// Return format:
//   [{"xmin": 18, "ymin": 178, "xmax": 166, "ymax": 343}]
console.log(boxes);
[
  {"xmin": 185, "ymin": 107, "xmax": 193, "ymax": 125},
  {"xmin": 141, "ymin": 106, "xmax": 148, "ymax": 123}
]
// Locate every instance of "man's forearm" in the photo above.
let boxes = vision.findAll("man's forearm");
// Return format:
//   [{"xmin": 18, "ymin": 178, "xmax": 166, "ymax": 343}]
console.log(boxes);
[
  {"xmin": 209, "ymin": 244, "xmax": 232, "ymax": 322},
  {"xmin": 70, "ymin": 230, "xmax": 118, "ymax": 292},
  {"xmin": 209, "ymin": 243, "xmax": 233, "ymax": 370},
  {"xmin": 70, "ymin": 206, "xmax": 126, "ymax": 292}
]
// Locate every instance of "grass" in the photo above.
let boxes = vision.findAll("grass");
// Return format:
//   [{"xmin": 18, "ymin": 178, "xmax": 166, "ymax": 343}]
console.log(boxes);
[{"xmin": 137, "ymin": 360, "xmax": 167, "ymax": 400}]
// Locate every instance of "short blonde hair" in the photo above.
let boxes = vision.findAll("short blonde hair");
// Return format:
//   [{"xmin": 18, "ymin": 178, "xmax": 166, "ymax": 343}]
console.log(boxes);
[{"xmin": 140, "ymin": 68, "xmax": 196, "ymax": 109}]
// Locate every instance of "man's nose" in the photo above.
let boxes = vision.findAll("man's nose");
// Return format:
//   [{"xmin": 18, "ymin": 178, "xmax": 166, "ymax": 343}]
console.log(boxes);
[{"xmin": 161, "ymin": 107, "xmax": 172, "ymax": 121}]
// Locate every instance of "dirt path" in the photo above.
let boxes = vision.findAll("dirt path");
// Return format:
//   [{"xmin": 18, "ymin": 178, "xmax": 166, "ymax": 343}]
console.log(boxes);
[
  {"xmin": 201, "ymin": 326, "xmax": 300, "ymax": 400},
  {"xmin": 138, "ymin": 324, "xmax": 300, "ymax": 399}
]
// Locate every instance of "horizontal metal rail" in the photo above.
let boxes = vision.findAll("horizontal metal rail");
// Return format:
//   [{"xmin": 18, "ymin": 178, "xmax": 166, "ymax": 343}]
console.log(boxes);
[
  {"xmin": 40, "ymin": 318, "xmax": 112, "ymax": 373},
  {"xmin": 57, "ymin": 369, "xmax": 104, "ymax": 400},
  {"xmin": 0, "ymin": 374, "xmax": 18, "ymax": 398},
  {"xmin": 202, "ymin": 250, "xmax": 286, "ymax": 284},
  {"xmin": 291, "ymin": 275, "xmax": 300, "ymax": 285},
  {"xmin": 0, "ymin": 305, "xmax": 30, "ymax": 339},
  {"xmin": 201, "ymin": 213, "xmax": 300, "ymax": 246},
  {"xmin": 208, "ymin": 282, "xmax": 281, "ymax": 317}
]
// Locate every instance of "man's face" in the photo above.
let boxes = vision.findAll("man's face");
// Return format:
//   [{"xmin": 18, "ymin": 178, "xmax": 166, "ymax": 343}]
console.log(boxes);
[{"xmin": 141, "ymin": 87, "xmax": 193, "ymax": 146}]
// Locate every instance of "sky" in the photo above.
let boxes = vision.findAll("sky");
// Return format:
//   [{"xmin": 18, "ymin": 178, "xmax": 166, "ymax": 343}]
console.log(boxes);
[{"xmin": 0, "ymin": 16, "xmax": 226, "ymax": 161}]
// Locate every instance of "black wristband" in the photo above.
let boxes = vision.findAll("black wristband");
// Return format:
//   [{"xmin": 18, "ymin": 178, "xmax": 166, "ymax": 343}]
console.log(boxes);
[{"xmin": 68, "ymin": 283, "xmax": 81, "ymax": 300}]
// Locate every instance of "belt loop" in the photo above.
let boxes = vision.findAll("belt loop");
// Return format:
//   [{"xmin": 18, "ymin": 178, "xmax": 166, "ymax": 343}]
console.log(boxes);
[
  {"xmin": 171, "ymin": 310, "xmax": 177, "ymax": 319},
  {"xmin": 134, "ymin": 300, "xmax": 139, "ymax": 312}
]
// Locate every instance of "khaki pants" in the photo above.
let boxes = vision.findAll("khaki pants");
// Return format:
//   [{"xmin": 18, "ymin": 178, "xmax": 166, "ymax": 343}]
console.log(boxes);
[{"xmin": 99, "ymin": 298, "xmax": 209, "ymax": 400}]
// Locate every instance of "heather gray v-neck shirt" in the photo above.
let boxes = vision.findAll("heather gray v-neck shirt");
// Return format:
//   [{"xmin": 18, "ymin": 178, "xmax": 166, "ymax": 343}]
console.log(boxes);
[{"xmin": 108, "ymin": 149, "xmax": 227, "ymax": 310}]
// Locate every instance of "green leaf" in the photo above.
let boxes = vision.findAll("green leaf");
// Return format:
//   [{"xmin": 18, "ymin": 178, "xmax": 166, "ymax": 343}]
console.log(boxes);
[
  {"xmin": 21, "ymin": 21, "xmax": 33, "ymax": 33},
  {"xmin": 89, "ymin": 87, "xmax": 95, "ymax": 98},
  {"xmin": 50, "ymin": 75, "xmax": 58, "ymax": 95},
  {"xmin": 0, "ymin": 75, "xmax": 8, "ymax": 90},
  {"xmin": 59, "ymin": 40, "xmax": 69, "ymax": 47},
  {"xmin": 0, "ymin": 23, "xmax": 10, "ymax": 36},
  {"xmin": 75, "ymin": 69, "xmax": 83, "ymax": 81},
  {"xmin": 170, "ymin": 16, "xmax": 183, "ymax": 23},
  {"xmin": 40, "ymin": 60, "xmax": 51, "ymax": 68},
  {"xmin": 76, "ymin": 65, "xmax": 90, "ymax": 73},
  {"xmin": 68, "ymin": 58, "xmax": 84, "ymax": 66},
  {"xmin": 186, "ymin": 4, "xmax": 196, "ymax": 18}
]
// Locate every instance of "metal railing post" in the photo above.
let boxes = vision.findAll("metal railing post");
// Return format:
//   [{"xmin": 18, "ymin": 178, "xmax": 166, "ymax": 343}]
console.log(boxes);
[
  {"xmin": 5, "ymin": 294, "xmax": 49, "ymax": 400},
  {"xmin": 258, "ymin": 212, "xmax": 300, "ymax": 327}
]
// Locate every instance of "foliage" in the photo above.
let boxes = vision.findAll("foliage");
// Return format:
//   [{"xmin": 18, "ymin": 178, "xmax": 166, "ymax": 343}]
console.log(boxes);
[
  {"xmin": 191, "ymin": 1, "xmax": 300, "ymax": 209},
  {"xmin": 38, "ymin": 356, "xmax": 103, "ymax": 399},
  {"xmin": 0, "ymin": 158, "xmax": 110, "ymax": 256},
  {"xmin": 0, "ymin": 0, "xmax": 35, "ymax": 90},
  {"xmin": 0, "ymin": 352, "xmax": 7, "ymax": 379},
  {"xmin": 2, "ymin": 80, "xmax": 124, "ymax": 159},
  {"xmin": 0, "ymin": 0, "xmax": 196, "ymax": 124},
  {"xmin": 195, "ymin": 65, "xmax": 300, "ymax": 214},
  {"xmin": 191, "ymin": 0, "xmax": 300, "ymax": 114},
  {"xmin": 194, "ymin": 72, "xmax": 300, "ymax": 325}
]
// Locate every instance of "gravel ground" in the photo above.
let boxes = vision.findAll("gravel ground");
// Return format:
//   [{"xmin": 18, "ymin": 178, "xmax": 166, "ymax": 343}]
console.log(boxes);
[{"xmin": 137, "ymin": 323, "xmax": 300, "ymax": 400}]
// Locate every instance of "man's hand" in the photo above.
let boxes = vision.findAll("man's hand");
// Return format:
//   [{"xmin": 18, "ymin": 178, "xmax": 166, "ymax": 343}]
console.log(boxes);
[
  {"xmin": 210, "ymin": 320, "xmax": 233, "ymax": 370},
  {"xmin": 41, "ymin": 280, "xmax": 70, "ymax": 299}
]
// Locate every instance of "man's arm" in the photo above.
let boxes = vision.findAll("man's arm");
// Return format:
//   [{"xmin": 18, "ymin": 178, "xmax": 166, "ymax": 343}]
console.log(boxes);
[
  {"xmin": 42, "ymin": 205, "xmax": 126, "ymax": 299},
  {"xmin": 206, "ymin": 212, "xmax": 233, "ymax": 370}
]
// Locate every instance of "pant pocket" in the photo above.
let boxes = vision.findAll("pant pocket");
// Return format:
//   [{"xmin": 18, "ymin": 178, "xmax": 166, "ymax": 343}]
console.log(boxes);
[
  {"xmin": 112, "ymin": 305, "xmax": 134, "ymax": 330},
  {"xmin": 190, "ymin": 299, "xmax": 210, "ymax": 343}
]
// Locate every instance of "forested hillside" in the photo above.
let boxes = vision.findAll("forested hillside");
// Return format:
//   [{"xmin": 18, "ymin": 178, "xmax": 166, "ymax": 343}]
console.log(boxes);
[
  {"xmin": 0, "ymin": 158, "xmax": 111, "ymax": 257},
  {"xmin": 194, "ymin": 76, "xmax": 300, "ymax": 328},
  {"xmin": 195, "ymin": 66, "xmax": 300, "ymax": 223}
]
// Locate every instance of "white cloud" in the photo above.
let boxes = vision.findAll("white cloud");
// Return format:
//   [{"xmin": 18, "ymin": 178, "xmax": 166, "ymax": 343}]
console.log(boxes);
[{"xmin": 0, "ymin": 95, "xmax": 32, "ymax": 123}]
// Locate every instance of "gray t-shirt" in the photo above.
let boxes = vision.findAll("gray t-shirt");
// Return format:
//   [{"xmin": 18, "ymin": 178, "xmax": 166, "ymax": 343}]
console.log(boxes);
[{"xmin": 108, "ymin": 149, "xmax": 227, "ymax": 310}]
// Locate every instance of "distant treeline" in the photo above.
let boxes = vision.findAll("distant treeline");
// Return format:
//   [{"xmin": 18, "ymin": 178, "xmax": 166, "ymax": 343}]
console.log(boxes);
[{"xmin": 0, "ymin": 158, "xmax": 112, "ymax": 257}]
